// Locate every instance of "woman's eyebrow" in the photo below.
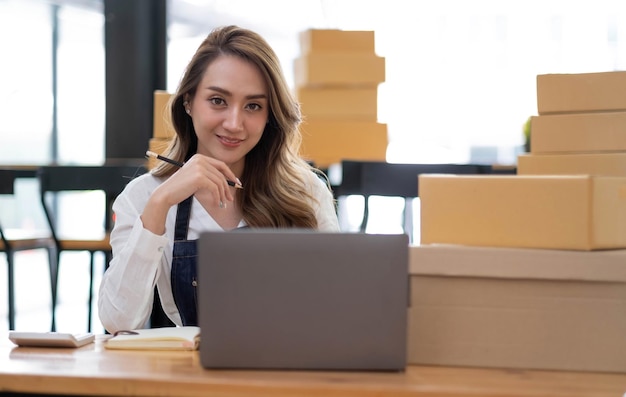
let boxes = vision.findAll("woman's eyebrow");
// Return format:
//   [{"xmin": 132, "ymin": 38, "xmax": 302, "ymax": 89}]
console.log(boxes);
[{"xmin": 204, "ymin": 85, "xmax": 267, "ymax": 100}]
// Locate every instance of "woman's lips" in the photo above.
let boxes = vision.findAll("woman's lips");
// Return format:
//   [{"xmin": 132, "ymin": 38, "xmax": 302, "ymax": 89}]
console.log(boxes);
[{"xmin": 217, "ymin": 135, "xmax": 243, "ymax": 147}]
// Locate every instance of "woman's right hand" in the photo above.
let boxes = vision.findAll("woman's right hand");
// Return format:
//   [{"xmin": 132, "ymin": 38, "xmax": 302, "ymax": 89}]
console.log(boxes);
[{"xmin": 140, "ymin": 154, "xmax": 239, "ymax": 235}]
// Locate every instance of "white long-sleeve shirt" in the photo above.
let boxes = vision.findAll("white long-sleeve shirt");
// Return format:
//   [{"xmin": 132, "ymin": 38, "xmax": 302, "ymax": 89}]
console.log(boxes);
[{"xmin": 98, "ymin": 170, "xmax": 340, "ymax": 333}]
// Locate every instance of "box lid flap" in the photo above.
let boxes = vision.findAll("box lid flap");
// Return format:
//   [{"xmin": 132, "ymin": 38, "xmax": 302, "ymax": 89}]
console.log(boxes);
[{"xmin": 410, "ymin": 244, "xmax": 626, "ymax": 282}]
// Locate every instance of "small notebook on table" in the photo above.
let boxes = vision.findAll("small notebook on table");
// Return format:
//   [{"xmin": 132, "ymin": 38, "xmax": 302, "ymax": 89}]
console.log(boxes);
[{"xmin": 104, "ymin": 326, "xmax": 200, "ymax": 351}]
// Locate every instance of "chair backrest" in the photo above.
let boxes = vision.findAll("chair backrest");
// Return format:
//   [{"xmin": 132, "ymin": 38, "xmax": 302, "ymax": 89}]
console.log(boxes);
[
  {"xmin": 0, "ymin": 169, "xmax": 16, "ymax": 244},
  {"xmin": 38, "ymin": 165, "xmax": 146, "ymax": 240},
  {"xmin": 0, "ymin": 169, "xmax": 15, "ymax": 195},
  {"xmin": 38, "ymin": 165, "xmax": 144, "ymax": 194}
]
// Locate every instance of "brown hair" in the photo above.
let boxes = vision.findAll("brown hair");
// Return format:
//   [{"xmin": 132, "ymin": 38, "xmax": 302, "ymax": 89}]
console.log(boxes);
[{"xmin": 154, "ymin": 25, "xmax": 324, "ymax": 228}]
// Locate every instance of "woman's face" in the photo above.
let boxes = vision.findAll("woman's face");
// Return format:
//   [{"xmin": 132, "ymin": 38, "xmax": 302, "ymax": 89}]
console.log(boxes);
[{"xmin": 188, "ymin": 54, "xmax": 269, "ymax": 176}]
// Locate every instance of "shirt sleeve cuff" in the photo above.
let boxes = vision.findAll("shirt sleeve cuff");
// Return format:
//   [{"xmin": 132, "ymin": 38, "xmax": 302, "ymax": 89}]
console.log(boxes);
[{"xmin": 129, "ymin": 216, "xmax": 169, "ymax": 261}]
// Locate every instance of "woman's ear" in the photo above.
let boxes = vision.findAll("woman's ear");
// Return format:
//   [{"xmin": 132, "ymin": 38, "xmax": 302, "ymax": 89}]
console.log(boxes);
[{"xmin": 183, "ymin": 95, "xmax": 191, "ymax": 115}]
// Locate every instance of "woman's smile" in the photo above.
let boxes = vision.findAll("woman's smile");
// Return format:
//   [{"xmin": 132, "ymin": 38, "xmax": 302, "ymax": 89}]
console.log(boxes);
[{"xmin": 216, "ymin": 134, "xmax": 244, "ymax": 147}]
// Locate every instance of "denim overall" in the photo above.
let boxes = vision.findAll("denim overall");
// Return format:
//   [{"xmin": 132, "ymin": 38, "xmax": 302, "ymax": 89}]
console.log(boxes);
[{"xmin": 170, "ymin": 196, "xmax": 198, "ymax": 326}]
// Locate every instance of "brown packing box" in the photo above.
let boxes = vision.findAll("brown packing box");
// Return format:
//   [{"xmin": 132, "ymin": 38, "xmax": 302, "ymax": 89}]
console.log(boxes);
[
  {"xmin": 294, "ymin": 53, "xmax": 385, "ymax": 87},
  {"xmin": 147, "ymin": 138, "xmax": 171, "ymax": 169},
  {"xmin": 517, "ymin": 152, "xmax": 626, "ymax": 176},
  {"xmin": 299, "ymin": 29, "xmax": 375, "ymax": 54},
  {"xmin": 419, "ymin": 174, "xmax": 626, "ymax": 250},
  {"xmin": 407, "ymin": 244, "xmax": 626, "ymax": 372},
  {"xmin": 537, "ymin": 71, "xmax": 626, "ymax": 115},
  {"xmin": 299, "ymin": 120, "xmax": 387, "ymax": 168},
  {"xmin": 296, "ymin": 86, "xmax": 378, "ymax": 121},
  {"xmin": 153, "ymin": 90, "xmax": 175, "ymax": 139},
  {"xmin": 531, "ymin": 111, "xmax": 626, "ymax": 153}
]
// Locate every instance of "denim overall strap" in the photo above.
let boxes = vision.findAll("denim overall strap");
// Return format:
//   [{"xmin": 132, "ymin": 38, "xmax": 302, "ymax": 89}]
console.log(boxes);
[{"xmin": 170, "ymin": 196, "xmax": 198, "ymax": 326}]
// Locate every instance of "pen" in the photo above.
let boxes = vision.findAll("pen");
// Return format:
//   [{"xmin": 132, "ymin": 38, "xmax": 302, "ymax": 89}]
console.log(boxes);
[
  {"xmin": 146, "ymin": 150, "xmax": 184, "ymax": 167},
  {"xmin": 145, "ymin": 151, "xmax": 243, "ymax": 189}
]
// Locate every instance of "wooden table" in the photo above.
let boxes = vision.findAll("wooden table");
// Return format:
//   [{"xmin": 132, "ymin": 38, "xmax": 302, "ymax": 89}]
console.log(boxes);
[{"xmin": 1, "ymin": 335, "xmax": 625, "ymax": 397}]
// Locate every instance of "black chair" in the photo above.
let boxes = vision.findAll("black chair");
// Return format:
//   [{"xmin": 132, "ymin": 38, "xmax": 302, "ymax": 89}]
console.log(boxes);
[
  {"xmin": 333, "ymin": 160, "xmax": 516, "ymax": 242},
  {"xmin": 38, "ymin": 164, "xmax": 146, "ymax": 332},
  {"xmin": 0, "ymin": 168, "xmax": 57, "ymax": 330}
]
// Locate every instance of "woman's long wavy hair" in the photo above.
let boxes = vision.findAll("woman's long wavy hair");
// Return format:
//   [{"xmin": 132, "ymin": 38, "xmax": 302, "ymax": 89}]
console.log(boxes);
[{"xmin": 153, "ymin": 25, "xmax": 323, "ymax": 228}]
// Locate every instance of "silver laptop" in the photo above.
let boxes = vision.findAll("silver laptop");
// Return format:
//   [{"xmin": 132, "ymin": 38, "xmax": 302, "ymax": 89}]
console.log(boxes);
[{"xmin": 197, "ymin": 230, "xmax": 409, "ymax": 371}]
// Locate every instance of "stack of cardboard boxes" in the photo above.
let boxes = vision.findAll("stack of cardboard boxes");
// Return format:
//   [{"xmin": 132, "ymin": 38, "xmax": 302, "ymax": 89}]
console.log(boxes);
[
  {"xmin": 294, "ymin": 29, "xmax": 388, "ymax": 168},
  {"xmin": 409, "ymin": 71, "xmax": 626, "ymax": 372},
  {"xmin": 521, "ymin": 71, "xmax": 626, "ymax": 174},
  {"xmin": 148, "ymin": 90, "xmax": 174, "ymax": 169}
]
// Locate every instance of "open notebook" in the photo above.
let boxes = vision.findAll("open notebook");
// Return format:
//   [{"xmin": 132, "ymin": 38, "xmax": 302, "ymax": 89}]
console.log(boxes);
[{"xmin": 104, "ymin": 326, "xmax": 200, "ymax": 351}]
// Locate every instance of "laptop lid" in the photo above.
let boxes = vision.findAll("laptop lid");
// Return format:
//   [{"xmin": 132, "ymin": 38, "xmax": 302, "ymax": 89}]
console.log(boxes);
[{"xmin": 197, "ymin": 230, "xmax": 409, "ymax": 371}]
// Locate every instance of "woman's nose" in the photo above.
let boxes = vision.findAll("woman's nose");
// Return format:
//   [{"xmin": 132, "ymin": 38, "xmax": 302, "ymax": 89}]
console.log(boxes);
[{"xmin": 223, "ymin": 108, "xmax": 244, "ymax": 131}]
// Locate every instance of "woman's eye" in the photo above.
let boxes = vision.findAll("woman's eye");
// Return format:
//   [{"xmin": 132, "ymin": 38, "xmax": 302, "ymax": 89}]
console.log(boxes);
[
  {"xmin": 210, "ymin": 97, "xmax": 225, "ymax": 106},
  {"xmin": 247, "ymin": 103, "xmax": 262, "ymax": 111}
]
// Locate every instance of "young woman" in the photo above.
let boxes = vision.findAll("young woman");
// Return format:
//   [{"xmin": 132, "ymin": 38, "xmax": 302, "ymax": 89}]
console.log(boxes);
[{"xmin": 98, "ymin": 25, "xmax": 339, "ymax": 333}]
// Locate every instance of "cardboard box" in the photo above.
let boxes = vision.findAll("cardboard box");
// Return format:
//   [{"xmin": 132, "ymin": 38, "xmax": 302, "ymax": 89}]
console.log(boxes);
[
  {"xmin": 517, "ymin": 152, "xmax": 626, "ymax": 176},
  {"xmin": 294, "ymin": 53, "xmax": 385, "ymax": 87},
  {"xmin": 531, "ymin": 112, "xmax": 626, "ymax": 153},
  {"xmin": 299, "ymin": 29, "xmax": 375, "ymax": 54},
  {"xmin": 407, "ymin": 244, "xmax": 626, "ymax": 372},
  {"xmin": 537, "ymin": 71, "xmax": 626, "ymax": 115},
  {"xmin": 296, "ymin": 86, "xmax": 378, "ymax": 121},
  {"xmin": 300, "ymin": 120, "xmax": 388, "ymax": 168},
  {"xmin": 153, "ymin": 90, "xmax": 175, "ymax": 139},
  {"xmin": 419, "ymin": 174, "xmax": 626, "ymax": 250}
]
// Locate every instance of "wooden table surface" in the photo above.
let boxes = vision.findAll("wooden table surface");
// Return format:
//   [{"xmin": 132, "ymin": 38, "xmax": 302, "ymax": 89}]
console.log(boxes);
[{"xmin": 0, "ymin": 335, "xmax": 625, "ymax": 397}]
